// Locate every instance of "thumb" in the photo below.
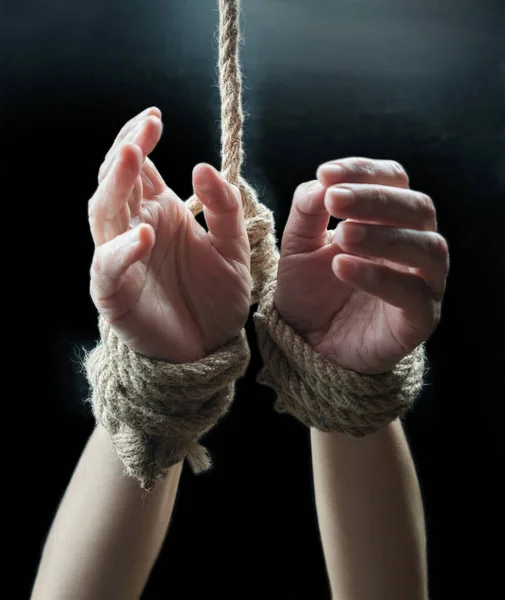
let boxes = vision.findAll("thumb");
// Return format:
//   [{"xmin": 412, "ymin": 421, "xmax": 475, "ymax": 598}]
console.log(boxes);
[
  {"xmin": 281, "ymin": 180, "xmax": 329, "ymax": 256},
  {"xmin": 90, "ymin": 224, "xmax": 154, "ymax": 313},
  {"xmin": 192, "ymin": 163, "xmax": 249, "ymax": 261}
]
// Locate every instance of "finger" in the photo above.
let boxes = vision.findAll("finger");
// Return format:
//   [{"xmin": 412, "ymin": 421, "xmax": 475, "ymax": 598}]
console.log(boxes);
[
  {"xmin": 112, "ymin": 106, "xmax": 161, "ymax": 148},
  {"xmin": 98, "ymin": 107, "xmax": 161, "ymax": 180},
  {"xmin": 324, "ymin": 183, "xmax": 437, "ymax": 231},
  {"xmin": 88, "ymin": 143, "xmax": 143, "ymax": 246},
  {"xmin": 317, "ymin": 157, "xmax": 410, "ymax": 189},
  {"xmin": 193, "ymin": 163, "xmax": 249, "ymax": 261},
  {"xmin": 334, "ymin": 222, "xmax": 449, "ymax": 299},
  {"xmin": 280, "ymin": 180, "xmax": 329, "ymax": 255},
  {"xmin": 332, "ymin": 255, "xmax": 441, "ymax": 328},
  {"xmin": 98, "ymin": 114, "xmax": 163, "ymax": 184},
  {"xmin": 128, "ymin": 177, "xmax": 143, "ymax": 219},
  {"xmin": 90, "ymin": 224, "xmax": 155, "ymax": 313},
  {"xmin": 140, "ymin": 157, "xmax": 167, "ymax": 199}
]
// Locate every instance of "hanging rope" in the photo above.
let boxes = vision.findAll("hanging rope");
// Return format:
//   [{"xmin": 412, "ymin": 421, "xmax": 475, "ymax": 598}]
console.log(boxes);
[
  {"xmin": 186, "ymin": 0, "xmax": 278, "ymax": 304},
  {"xmin": 187, "ymin": 0, "xmax": 247, "ymax": 200}
]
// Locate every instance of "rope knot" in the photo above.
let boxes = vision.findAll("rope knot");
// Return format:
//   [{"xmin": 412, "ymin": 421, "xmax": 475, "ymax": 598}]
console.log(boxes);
[
  {"xmin": 85, "ymin": 317, "xmax": 250, "ymax": 490},
  {"xmin": 238, "ymin": 178, "xmax": 279, "ymax": 304}
]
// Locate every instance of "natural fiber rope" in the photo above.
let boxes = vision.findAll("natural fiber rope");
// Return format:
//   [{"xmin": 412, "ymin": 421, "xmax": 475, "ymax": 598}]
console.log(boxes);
[
  {"xmin": 84, "ymin": 0, "xmax": 427, "ymax": 490},
  {"xmin": 185, "ymin": 0, "xmax": 278, "ymax": 303},
  {"xmin": 254, "ymin": 281, "xmax": 428, "ymax": 435},
  {"xmin": 86, "ymin": 320, "xmax": 249, "ymax": 490}
]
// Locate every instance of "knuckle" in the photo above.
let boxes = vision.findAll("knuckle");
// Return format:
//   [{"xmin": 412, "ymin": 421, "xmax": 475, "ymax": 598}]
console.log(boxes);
[
  {"xmin": 427, "ymin": 233, "xmax": 449, "ymax": 265},
  {"xmin": 418, "ymin": 192, "xmax": 437, "ymax": 223},
  {"xmin": 90, "ymin": 250, "xmax": 103, "ymax": 278},
  {"xmin": 294, "ymin": 180, "xmax": 316, "ymax": 200},
  {"xmin": 348, "ymin": 157, "xmax": 376, "ymax": 178},
  {"xmin": 385, "ymin": 227, "xmax": 404, "ymax": 255},
  {"xmin": 373, "ymin": 184, "xmax": 390, "ymax": 207},
  {"xmin": 388, "ymin": 160, "xmax": 409, "ymax": 185}
]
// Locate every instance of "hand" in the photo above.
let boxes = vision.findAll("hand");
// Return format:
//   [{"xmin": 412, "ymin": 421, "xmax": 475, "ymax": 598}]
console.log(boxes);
[
  {"xmin": 88, "ymin": 107, "xmax": 251, "ymax": 364},
  {"xmin": 275, "ymin": 157, "xmax": 449, "ymax": 375}
]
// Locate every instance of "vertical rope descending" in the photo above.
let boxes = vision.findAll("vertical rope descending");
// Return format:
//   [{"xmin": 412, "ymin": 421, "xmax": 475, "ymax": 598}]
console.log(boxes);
[
  {"xmin": 186, "ymin": 0, "xmax": 278, "ymax": 303},
  {"xmin": 186, "ymin": 0, "xmax": 258, "ymax": 220},
  {"xmin": 218, "ymin": 0, "xmax": 244, "ymax": 186}
]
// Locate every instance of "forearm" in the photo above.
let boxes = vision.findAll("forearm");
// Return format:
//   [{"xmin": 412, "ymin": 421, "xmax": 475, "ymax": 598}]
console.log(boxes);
[
  {"xmin": 32, "ymin": 424, "xmax": 182, "ymax": 600},
  {"xmin": 311, "ymin": 419, "xmax": 428, "ymax": 600}
]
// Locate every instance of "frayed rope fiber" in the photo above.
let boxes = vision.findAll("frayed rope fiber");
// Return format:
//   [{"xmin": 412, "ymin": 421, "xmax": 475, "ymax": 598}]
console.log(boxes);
[
  {"xmin": 85, "ymin": 318, "xmax": 250, "ymax": 491},
  {"xmin": 84, "ymin": 0, "xmax": 427, "ymax": 491},
  {"xmin": 254, "ymin": 281, "xmax": 428, "ymax": 436}
]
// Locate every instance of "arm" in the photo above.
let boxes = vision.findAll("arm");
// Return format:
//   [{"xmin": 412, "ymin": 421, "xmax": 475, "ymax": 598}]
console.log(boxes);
[
  {"xmin": 32, "ymin": 105, "xmax": 251, "ymax": 599},
  {"xmin": 311, "ymin": 419, "xmax": 428, "ymax": 600},
  {"xmin": 272, "ymin": 156, "xmax": 448, "ymax": 599},
  {"xmin": 31, "ymin": 425, "xmax": 182, "ymax": 600}
]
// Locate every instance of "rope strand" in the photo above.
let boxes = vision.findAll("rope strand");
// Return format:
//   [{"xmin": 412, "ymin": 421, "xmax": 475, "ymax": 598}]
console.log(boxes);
[
  {"xmin": 186, "ymin": 0, "xmax": 254, "ymax": 217},
  {"xmin": 218, "ymin": 0, "xmax": 244, "ymax": 185}
]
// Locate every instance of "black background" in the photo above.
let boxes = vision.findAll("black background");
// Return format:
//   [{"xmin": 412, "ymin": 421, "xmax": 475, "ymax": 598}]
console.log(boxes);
[{"xmin": 2, "ymin": 1, "xmax": 504, "ymax": 598}]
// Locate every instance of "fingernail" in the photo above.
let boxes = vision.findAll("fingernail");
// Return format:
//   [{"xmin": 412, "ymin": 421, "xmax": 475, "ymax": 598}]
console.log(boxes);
[
  {"xmin": 318, "ymin": 164, "xmax": 343, "ymax": 181},
  {"xmin": 334, "ymin": 255, "xmax": 357, "ymax": 277},
  {"xmin": 308, "ymin": 179, "xmax": 324, "ymax": 193},
  {"xmin": 344, "ymin": 223, "xmax": 367, "ymax": 243},
  {"xmin": 211, "ymin": 165, "xmax": 225, "ymax": 182},
  {"xmin": 328, "ymin": 187, "xmax": 354, "ymax": 208},
  {"xmin": 343, "ymin": 258, "xmax": 358, "ymax": 277}
]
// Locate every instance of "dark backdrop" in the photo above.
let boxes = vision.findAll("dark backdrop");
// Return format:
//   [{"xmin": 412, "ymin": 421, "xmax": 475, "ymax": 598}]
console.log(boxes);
[{"xmin": 2, "ymin": 1, "xmax": 504, "ymax": 598}]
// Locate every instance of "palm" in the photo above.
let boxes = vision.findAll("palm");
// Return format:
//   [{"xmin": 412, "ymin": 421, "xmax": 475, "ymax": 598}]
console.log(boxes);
[
  {"xmin": 276, "ymin": 243, "xmax": 413, "ymax": 375},
  {"xmin": 274, "ymin": 158, "xmax": 448, "ymax": 376},
  {"xmin": 89, "ymin": 110, "xmax": 251, "ymax": 363},
  {"xmin": 113, "ymin": 169, "xmax": 250, "ymax": 360},
  {"xmin": 104, "ymin": 160, "xmax": 250, "ymax": 363}
]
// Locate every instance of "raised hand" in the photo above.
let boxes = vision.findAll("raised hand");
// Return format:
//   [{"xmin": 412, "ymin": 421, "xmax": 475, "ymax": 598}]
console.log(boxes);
[
  {"xmin": 275, "ymin": 157, "xmax": 449, "ymax": 375},
  {"xmin": 88, "ymin": 107, "xmax": 251, "ymax": 364}
]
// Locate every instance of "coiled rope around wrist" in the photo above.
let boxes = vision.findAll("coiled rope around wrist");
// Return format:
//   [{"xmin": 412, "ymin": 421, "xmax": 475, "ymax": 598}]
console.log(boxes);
[
  {"xmin": 253, "ymin": 281, "xmax": 427, "ymax": 435},
  {"xmin": 86, "ymin": 320, "xmax": 250, "ymax": 490}
]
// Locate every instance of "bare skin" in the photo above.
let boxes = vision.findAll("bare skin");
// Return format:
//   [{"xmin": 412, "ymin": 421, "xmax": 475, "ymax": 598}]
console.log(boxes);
[
  {"xmin": 88, "ymin": 106, "xmax": 251, "ymax": 364},
  {"xmin": 276, "ymin": 156, "xmax": 449, "ymax": 375},
  {"xmin": 276, "ymin": 156, "xmax": 449, "ymax": 598},
  {"xmin": 34, "ymin": 109, "xmax": 449, "ymax": 599}
]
